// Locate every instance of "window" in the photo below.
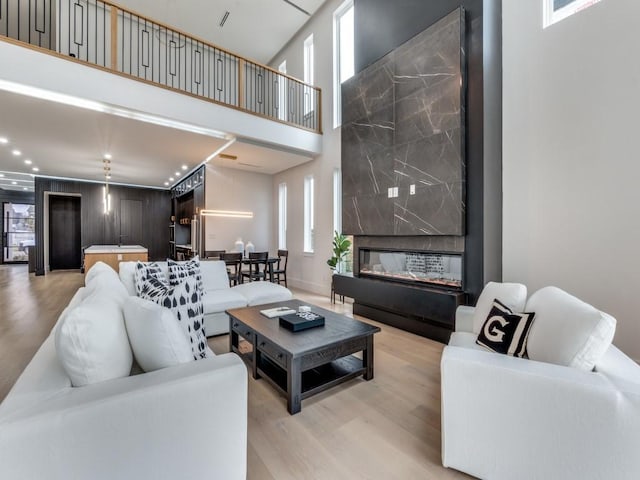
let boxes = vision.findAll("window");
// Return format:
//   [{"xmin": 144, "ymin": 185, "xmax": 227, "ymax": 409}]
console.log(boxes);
[
  {"xmin": 544, "ymin": 0, "xmax": 602, "ymax": 28},
  {"xmin": 333, "ymin": 0, "xmax": 355, "ymax": 127},
  {"xmin": 303, "ymin": 34, "xmax": 314, "ymax": 114},
  {"xmin": 333, "ymin": 168, "xmax": 342, "ymax": 234},
  {"xmin": 278, "ymin": 182, "xmax": 287, "ymax": 249},
  {"xmin": 303, "ymin": 175, "xmax": 314, "ymax": 253},
  {"xmin": 278, "ymin": 61, "xmax": 287, "ymax": 122}
]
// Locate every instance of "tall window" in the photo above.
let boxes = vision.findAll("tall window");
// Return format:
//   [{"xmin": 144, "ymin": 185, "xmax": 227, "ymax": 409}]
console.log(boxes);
[
  {"xmin": 333, "ymin": 0, "xmax": 354, "ymax": 128},
  {"xmin": 278, "ymin": 182, "xmax": 287, "ymax": 249},
  {"xmin": 278, "ymin": 61, "xmax": 287, "ymax": 122},
  {"xmin": 303, "ymin": 34, "xmax": 314, "ymax": 115},
  {"xmin": 333, "ymin": 168, "xmax": 342, "ymax": 235},
  {"xmin": 303, "ymin": 175, "xmax": 314, "ymax": 253},
  {"xmin": 544, "ymin": 0, "xmax": 603, "ymax": 27}
]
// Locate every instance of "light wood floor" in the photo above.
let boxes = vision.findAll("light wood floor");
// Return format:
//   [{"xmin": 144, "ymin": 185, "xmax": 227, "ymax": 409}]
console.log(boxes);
[{"xmin": 1, "ymin": 265, "xmax": 470, "ymax": 480}]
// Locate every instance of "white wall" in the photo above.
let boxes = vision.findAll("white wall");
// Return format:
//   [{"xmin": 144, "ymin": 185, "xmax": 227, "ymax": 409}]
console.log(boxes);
[
  {"xmin": 503, "ymin": 0, "xmax": 640, "ymax": 359},
  {"xmin": 203, "ymin": 164, "xmax": 273, "ymax": 253},
  {"xmin": 269, "ymin": 0, "xmax": 343, "ymax": 295}
]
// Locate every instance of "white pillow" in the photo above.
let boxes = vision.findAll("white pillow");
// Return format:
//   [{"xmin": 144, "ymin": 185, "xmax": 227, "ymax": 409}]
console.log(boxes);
[
  {"xmin": 472, "ymin": 282, "xmax": 528, "ymax": 334},
  {"xmin": 123, "ymin": 297, "xmax": 194, "ymax": 372},
  {"xmin": 525, "ymin": 286, "xmax": 616, "ymax": 371},
  {"xmin": 83, "ymin": 271, "xmax": 129, "ymax": 306},
  {"xmin": 55, "ymin": 297, "xmax": 133, "ymax": 387},
  {"xmin": 199, "ymin": 260, "xmax": 231, "ymax": 291},
  {"xmin": 118, "ymin": 261, "xmax": 138, "ymax": 296},
  {"xmin": 139, "ymin": 276, "xmax": 209, "ymax": 360},
  {"xmin": 85, "ymin": 261, "xmax": 117, "ymax": 285}
]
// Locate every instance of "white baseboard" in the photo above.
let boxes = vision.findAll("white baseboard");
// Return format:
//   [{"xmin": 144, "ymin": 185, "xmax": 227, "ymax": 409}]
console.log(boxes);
[{"xmin": 288, "ymin": 277, "xmax": 329, "ymax": 296}]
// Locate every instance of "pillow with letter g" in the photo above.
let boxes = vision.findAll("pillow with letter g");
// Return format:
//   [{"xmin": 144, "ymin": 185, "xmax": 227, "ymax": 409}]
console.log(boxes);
[{"xmin": 476, "ymin": 299, "xmax": 536, "ymax": 358}]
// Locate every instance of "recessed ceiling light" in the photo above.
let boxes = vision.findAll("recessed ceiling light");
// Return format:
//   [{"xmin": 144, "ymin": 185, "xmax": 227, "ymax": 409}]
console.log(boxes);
[
  {"xmin": 181, "ymin": 165, "xmax": 188, "ymax": 170},
  {"xmin": 12, "ymin": 149, "xmax": 21, "ymax": 156},
  {"xmin": 104, "ymin": 153, "xmax": 112, "ymax": 160},
  {"xmin": 0, "ymin": 173, "xmax": 4, "ymax": 177},
  {"xmin": 11, "ymin": 181, "xmax": 17, "ymax": 185},
  {"xmin": 164, "ymin": 181, "xmax": 169, "ymax": 186},
  {"xmin": 23, "ymin": 187, "xmax": 28, "ymax": 191},
  {"xmin": 32, "ymin": 167, "xmax": 39, "ymax": 172},
  {"xmin": 175, "ymin": 172, "xmax": 180, "ymax": 176},
  {"xmin": 24, "ymin": 159, "xmax": 32, "ymax": 165},
  {"xmin": 169, "ymin": 177, "xmax": 174, "ymax": 181},
  {"xmin": 0, "ymin": 137, "xmax": 8, "ymax": 144}
]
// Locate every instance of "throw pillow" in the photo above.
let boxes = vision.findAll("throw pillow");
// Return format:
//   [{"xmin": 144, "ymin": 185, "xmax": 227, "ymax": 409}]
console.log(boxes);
[
  {"xmin": 167, "ymin": 256, "xmax": 203, "ymax": 293},
  {"xmin": 525, "ymin": 286, "xmax": 616, "ymax": 371},
  {"xmin": 84, "ymin": 261, "xmax": 117, "ymax": 285},
  {"xmin": 134, "ymin": 261, "xmax": 167, "ymax": 296},
  {"xmin": 55, "ymin": 297, "xmax": 133, "ymax": 387},
  {"xmin": 123, "ymin": 296, "xmax": 194, "ymax": 372},
  {"xmin": 139, "ymin": 276, "xmax": 208, "ymax": 360},
  {"xmin": 472, "ymin": 282, "xmax": 528, "ymax": 334},
  {"xmin": 476, "ymin": 299, "xmax": 535, "ymax": 358}
]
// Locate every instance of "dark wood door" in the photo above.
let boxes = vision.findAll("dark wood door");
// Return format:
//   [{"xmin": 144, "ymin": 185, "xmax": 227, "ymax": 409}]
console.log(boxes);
[
  {"xmin": 120, "ymin": 199, "xmax": 143, "ymax": 246},
  {"xmin": 49, "ymin": 196, "xmax": 81, "ymax": 270}
]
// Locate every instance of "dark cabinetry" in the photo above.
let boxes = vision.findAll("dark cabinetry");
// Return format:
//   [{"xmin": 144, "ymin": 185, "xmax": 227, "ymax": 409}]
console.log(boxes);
[
  {"xmin": 170, "ymin": 166, "xmax": 205, "ymax": 260},
  {"xmin": 333, "ymin": 274, "xmax": 465, "ymax": 344}
]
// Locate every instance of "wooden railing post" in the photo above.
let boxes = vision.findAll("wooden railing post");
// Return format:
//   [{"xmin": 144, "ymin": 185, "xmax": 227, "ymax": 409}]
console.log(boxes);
[
  {"xmin": 110, "ymin": 6, "xmax": 118, "ymax": 70},
  {"xmin": 238, "ymin": 58, "xmax": 245, "ymax": 109},
  {"xmin": 317, "ymin": 88, "xmax": 322, "ymax": 133}
]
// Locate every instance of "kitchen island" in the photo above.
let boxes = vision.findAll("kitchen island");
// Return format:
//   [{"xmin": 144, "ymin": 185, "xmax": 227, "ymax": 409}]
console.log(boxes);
[{"xmin": 83, "ymin": 245, "xmax": 148, "ymax": 274}]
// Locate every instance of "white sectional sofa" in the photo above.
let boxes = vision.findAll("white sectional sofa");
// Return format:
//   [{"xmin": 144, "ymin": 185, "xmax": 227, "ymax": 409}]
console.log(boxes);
[
  {"xmin": 119, "ymin": 259, "xmax": 293, "ymax": 336},
  {"xmin": 441, "ymin": 287, "xmax": 640, "ymax": 480},
  {"xmin": 0, "ymin": 262, "xmax": 249, "ymax": 480}
]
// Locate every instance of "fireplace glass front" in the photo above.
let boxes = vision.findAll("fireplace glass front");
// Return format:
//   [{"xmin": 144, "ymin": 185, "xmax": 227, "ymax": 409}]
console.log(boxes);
[{"xmin": 359, "ymin": 249, "xmax": 462, "ymax": 289}]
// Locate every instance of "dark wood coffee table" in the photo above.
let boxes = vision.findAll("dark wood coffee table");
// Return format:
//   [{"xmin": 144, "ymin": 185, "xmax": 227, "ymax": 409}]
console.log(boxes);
[{"xmin": 227, "ymin": 299, "xmax": 380, "ymax": 414}]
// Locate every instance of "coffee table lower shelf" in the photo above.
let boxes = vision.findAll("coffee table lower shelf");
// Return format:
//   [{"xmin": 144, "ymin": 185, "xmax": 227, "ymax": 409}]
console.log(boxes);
[{"xmin": 258, "ymin": 355, "xmax": 365, "ymax": 401}]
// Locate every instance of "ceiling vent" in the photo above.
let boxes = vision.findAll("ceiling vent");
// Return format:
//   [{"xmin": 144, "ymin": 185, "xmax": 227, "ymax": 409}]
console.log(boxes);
[{"xmin": 219, "ymin": 11, "xmax": 230, "ymax": 27}]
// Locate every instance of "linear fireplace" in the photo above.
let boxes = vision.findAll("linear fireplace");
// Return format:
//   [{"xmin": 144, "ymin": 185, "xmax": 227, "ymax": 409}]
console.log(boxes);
[{"xmin": 358, "ymin": 248, "xmax": 463, "ymax": 290}]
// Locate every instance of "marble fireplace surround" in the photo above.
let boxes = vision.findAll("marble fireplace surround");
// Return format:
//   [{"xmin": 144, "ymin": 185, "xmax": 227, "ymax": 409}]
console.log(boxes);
[{"xmin": 341, "ymin": 7, "xmax": 466, "ymax": 237}]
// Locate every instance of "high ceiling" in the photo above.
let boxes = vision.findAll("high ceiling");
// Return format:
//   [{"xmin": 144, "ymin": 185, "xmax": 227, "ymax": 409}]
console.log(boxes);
[
  {"xmin": 0, "ymin": 0, "xmax": 324, "ymax": 193},
  {"xmin": 115, "ymin": 0, "xmax": 326, "ymax": 64}
]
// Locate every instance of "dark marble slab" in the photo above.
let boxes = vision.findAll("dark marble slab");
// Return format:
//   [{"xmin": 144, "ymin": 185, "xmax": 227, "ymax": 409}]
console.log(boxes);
[
  {"xmin": 342, "ymin": 54, "xmax": 395, "ymax": 126},
  {"xmin": 342, "ymin": 143, "xmax": 394, "ymax": 197},
  {"xmin": 393, "ymin": 128, "xmax": 463, "ymax": 187},
  {"xmin": 341, "ymin": 7, "xmax": 465, "ymax": 237},
  {"xmin": 342, "ymin": 193, "xmax": 395, "ymax": 236},
  {"xmin": 394, "ymin": 182, "xmax": 464, "ymax": 236},
  {"xmin": 394, "ymin": 10, "xmax": 463, "ymax": 104},
  {"xmin": 342, "ymin": 103, "xmax": 395, "ymax": 197},
  {"xmin": 394, "ymin": 85, "xmax": 461, "ymax": 145},
  {"xmin": 355, "ymin": 235, "xmax": 464, "ymax": 254}
]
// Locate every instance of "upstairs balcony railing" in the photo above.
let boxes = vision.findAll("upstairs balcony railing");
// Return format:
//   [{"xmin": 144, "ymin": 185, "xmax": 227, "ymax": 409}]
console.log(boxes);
[{"xmin": 0, "ymin": 0, "xmax": 322, "ymax": 133}]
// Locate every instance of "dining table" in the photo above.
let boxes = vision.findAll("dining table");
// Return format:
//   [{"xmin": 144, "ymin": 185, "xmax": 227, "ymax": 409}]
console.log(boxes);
[{"xmin": 223, "ymin": 256, "xmax": 279, "ymax": 283}]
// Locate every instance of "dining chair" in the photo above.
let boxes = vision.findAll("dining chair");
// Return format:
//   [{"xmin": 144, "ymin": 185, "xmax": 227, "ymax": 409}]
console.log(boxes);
[
  {"xmin": 241, "ymin": 251, "xmax": 268, "ymax": 283},
  {"xmin": 221, "ymin": 252, "xmax": 242, "ymax": 286},
  {"xmin": 204, "ymin": 250, "xmax": 225, "ymax": 260},
  {"xmin": 272, "ymin": 249, "xmax": 288, "ymax": 287}
]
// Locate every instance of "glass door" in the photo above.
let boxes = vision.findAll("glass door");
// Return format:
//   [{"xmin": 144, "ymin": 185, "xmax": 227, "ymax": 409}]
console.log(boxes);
[{"xmin": 3, "ymin": 203, "xmax": 35, "ymax": 263}]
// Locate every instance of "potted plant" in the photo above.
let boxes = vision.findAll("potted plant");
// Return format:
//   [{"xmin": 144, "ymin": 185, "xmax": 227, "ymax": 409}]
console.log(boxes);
[{"xmin": 327, "ymin": 231, "xmax": 352, "ymax": 274}]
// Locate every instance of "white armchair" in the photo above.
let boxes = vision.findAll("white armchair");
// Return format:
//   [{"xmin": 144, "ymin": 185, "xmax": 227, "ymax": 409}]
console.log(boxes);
[{"xmin": 441, "ymin": 304, "xmax": 640, "ymax": 480}]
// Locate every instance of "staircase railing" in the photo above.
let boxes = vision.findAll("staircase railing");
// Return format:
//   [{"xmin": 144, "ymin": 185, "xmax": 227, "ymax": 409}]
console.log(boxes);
[{"xmin": 0, "ymin": 0, "xmax": 322, "ymax": 133}]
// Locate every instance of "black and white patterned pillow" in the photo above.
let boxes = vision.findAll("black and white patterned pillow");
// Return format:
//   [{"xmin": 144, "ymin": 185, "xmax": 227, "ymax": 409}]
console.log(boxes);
[
  {"xmin": 476, "ymin": 299, "xmax": 535, "ymax": 358},
  {"xmin": 167, "ymin": 256, "xmax": 203, "ymax": 293},
  {"xmin": 134, "ymin": 262, "xmax": 167, "ymax": 296},
  {"xmin": 139, "ymin": 275, "xmax": 208, "ymax": 360}
]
